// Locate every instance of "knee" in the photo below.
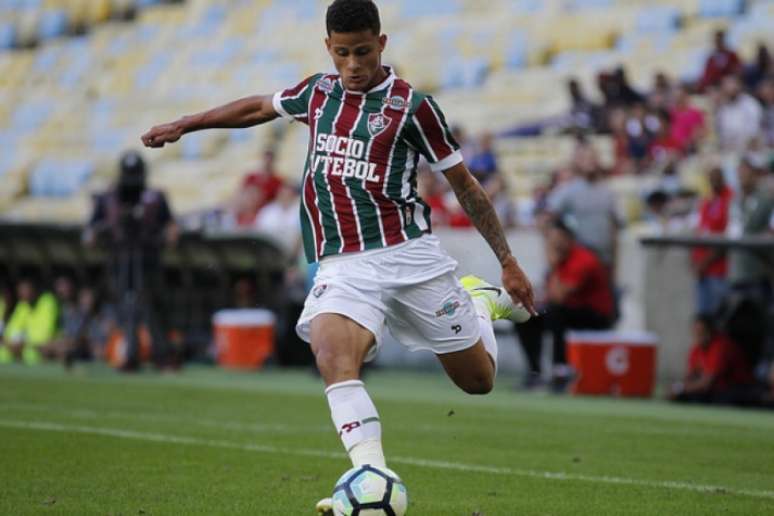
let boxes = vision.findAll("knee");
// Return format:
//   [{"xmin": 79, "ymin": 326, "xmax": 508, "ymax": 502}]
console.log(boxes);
[
  {"xmin": 460, "ymin": 374, "xmax": 494, "ymax": 395},
  {"xmin": 312, "ymin": 344, "xmax": 360, "ymax": 381}
]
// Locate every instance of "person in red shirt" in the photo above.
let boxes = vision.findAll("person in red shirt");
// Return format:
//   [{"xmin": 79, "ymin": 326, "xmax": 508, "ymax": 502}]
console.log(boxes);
[
  {"xmin": 691, "ymin": 167, "xmax": 733, "ymax": 316},
  {"xmin": 242, "ymin": 149, "xmax": 283, "ymax": 211},
  {"xmin": 516, "ymin": 219, "xmax": 614, "ymax": 390},
  {"xmin": 670, "ymin": 86, "xmax": 706, "ymax": 153},
  {"xmin": 671, "ymin": 315, "xmax": 754, "ymax": 404},
  {"xmin": 697, "ymin": 30, "xmax": 742, "ymax": 93}
]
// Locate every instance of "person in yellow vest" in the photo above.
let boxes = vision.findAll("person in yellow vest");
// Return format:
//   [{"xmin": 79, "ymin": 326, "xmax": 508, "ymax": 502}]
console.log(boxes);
[{"xmin": 0, "ymin": 279, "xmax": 60, "ymax": 365}]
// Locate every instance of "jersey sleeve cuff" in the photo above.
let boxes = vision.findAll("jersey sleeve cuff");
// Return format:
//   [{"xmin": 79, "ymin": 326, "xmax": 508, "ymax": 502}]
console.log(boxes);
[
  {"xmin": 431, "ymin": 150, "xmax": 464, "ymax": 173},
  {"xmin": 272, "ymin": 91, "xmax": 291, "ymax": 119}
]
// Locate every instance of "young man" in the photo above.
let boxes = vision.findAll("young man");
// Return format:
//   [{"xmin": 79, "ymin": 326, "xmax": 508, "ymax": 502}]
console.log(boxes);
[{"xmin": 141, "ymin": 1, "xmax": 536, "ymax": 512}]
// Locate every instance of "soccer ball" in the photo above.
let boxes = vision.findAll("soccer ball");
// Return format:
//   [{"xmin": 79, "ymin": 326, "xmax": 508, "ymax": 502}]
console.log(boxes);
[{"xmin": 331, "ymin": 465, "xmax": 408, "ymax": 515}]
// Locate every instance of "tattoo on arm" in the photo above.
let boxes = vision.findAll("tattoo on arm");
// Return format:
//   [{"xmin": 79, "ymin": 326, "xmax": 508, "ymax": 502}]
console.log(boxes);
[{"xmin": 454, "ymin": 177, "xmax": 512, "ymax": 265}]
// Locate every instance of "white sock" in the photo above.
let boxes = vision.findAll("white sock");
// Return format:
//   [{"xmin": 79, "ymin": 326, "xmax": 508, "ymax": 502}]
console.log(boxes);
[
  {"xmin": 477, "ymin": 315, "xmax": 498, "ymax": 375},
  {"xmin": 325, "ymin": 380, "xmax": 386, "ymax": 468}
]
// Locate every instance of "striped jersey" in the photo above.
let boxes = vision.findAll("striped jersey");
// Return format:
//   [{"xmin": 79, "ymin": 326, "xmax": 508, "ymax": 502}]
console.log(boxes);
[{"xmin": 272, "ymin": 66, "xmax": 462, "ymax": 263}]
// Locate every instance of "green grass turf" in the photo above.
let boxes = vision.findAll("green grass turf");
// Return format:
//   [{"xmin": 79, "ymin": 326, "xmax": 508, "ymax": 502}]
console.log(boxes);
[{"xmin": 1, "ymin": 364, "xmax": 773, "ymax": 515}]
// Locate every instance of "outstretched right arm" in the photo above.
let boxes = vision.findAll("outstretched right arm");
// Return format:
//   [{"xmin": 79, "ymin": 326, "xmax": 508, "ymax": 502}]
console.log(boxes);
[{"xmin": 141, "ymin": 94, "xmax": 278, "ymax": 148}]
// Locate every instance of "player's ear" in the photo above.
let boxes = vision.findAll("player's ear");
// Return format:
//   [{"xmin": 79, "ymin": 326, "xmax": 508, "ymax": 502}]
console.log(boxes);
[
  {"xmin": 378, "ymin": 34, "xmax": 387, "ymax": 52},
  {"xmin": 325, "ymin": 37, "xmax": 331, "ymax": 52}
]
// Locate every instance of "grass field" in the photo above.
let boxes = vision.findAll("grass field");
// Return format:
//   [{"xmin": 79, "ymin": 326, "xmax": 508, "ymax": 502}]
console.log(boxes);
[{"xmin": 1, "ymin": 364, "xmax": 773, "ymax": 515}]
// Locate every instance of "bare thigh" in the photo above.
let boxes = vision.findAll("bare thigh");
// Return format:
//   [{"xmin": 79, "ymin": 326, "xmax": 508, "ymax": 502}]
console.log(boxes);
[
  {"xmin": 310, "ymin": 313, "xmax": 377, "ymax": 387},
  {"xmin": 436, "ymin": 339, "xmax": 495, "ymax": 395}
]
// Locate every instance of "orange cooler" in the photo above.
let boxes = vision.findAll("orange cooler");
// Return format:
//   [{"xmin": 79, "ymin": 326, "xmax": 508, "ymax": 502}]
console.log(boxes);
[
  {"xmin": 567, "ymin": 331, "xmax": 658, "ymax": 397},
  {"xmin": 213, "ymin": 309, "xmax": 276, "ymax": 370}
]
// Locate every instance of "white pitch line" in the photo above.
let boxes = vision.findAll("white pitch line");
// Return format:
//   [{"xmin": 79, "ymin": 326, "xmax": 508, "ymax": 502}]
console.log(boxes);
[{"xmin": 2, "ymin": 419, "xmax": 773, "ymax": 501}]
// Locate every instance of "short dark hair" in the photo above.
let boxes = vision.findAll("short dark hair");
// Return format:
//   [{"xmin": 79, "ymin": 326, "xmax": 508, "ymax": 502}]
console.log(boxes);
[{"xmin": 326, "ymin": 0, "xmax": 381, "ymax": 36}]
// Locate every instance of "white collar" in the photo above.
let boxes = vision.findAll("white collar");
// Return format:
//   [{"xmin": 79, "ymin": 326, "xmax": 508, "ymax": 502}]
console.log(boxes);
[{"xmin": 341, "ymin": 65, "xmax": 395, "ymax": 95}]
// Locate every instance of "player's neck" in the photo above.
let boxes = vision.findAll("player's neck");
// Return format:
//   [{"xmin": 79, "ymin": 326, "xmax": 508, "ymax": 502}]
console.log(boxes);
[{"xmin": 362, "ymin": 66, "xmax": 389, "ymax": 92}]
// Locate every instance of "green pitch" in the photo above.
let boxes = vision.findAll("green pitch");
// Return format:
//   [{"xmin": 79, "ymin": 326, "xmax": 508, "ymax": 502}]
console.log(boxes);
[{"xmin": 1, "ymin": 364, "xmax": 773, "ymax": 515}]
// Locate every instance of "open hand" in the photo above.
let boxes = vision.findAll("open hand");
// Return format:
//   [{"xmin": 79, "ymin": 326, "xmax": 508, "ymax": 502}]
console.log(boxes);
[
  {"xmin": 501, "ymin": 256, "xmax": 538, "ymax": 317},
  {"xmin": 141, "ymin": 122, "xmax": 183, "ymax": 148}
]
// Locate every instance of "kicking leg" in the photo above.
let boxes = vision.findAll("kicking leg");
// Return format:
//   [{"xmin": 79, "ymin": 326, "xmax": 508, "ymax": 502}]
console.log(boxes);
[{"xmin": 310, "ymin": 313, "xmax": 386, "ymax": 468}]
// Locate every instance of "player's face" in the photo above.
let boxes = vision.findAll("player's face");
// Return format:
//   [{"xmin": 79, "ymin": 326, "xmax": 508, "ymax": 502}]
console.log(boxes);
[{"xmin": 326, "ymin": 30, "xmax": 387, "ymax": 92}]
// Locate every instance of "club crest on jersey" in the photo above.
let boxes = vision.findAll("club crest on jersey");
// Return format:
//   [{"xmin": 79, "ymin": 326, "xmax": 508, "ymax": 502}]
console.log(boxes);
[
  {"xmin": 367, "ymin": 113, "xmax": 391, "ymax": 137},
  {"xmin": 317, "ymin": 78, "xmax": 335, "ymax": 94},
  {"xmin": 382, "ymin": 95, "xmax": 407, "ymax": 111}
]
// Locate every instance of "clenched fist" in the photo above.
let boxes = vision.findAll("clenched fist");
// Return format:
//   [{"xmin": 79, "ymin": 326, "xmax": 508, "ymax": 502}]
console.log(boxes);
[{"xmin": 141, "ymin": 122, "xmax": 184, "ymax": 148}]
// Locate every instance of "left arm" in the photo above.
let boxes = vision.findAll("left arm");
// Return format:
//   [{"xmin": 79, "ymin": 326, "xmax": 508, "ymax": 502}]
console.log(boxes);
[{"xmin": 445, "ymin": 163, "xmax": 537, "ymax": 315}]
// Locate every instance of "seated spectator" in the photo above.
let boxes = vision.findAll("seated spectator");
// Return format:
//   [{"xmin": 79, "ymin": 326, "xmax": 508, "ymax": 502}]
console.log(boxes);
[
  {"xmin": 697, "ymin": 30, "xmax": 742, "ymax": 93},
  {"xmin": 0, "ymin": 279, "xmax": 59, "ymax": 364},
  {"xmin": 715, "ymin": 75, "xmax": 763, "ymax": 153},
  {"xmin": 670, "ymin": 86, "xmax": 706, "ymax": 154},
  {"xmin": 648, "ymin": 111, "xmax": 682, "ymax": 165},
  {"xmin": 255, "ymin": 181, "xmax": 301, "ymax": 257},
  {"xmin": 648, "ymin": 71, "xmax": 675, "ymax": 112},
  {"xmin": 566, "ymin": 78, "xmax": 603, "ymax": 132},
  {"xmin": 547, "ymin": 140, "xmax": 621, "ymax": 269},
  {"xmin": 758, "ymin": 78, "xmax": 774, "ymax": 148},
  {"xmin": 220, "ymin": 183, "xmax": 265, "ymax": 230},
  {"xmin": 743, "ymin": 43, "xmax": 772, "ymax": 91},
  {"xmin": 625, "ymin": 103, "xmax": 659, "ymax": 169},
  {"xmin": 671, "ymin": 315, "xmax": 754, "ymax": 405},
  {"xmin": 468, "ymin": 132, "xmax": 498, "ymax": 183},
  {"xmin": 692, "ymin": 167, "xmax": 733, "ymax": 317},
  {"xmin": 40, "ymin": 287, "xmax": 112, "ymax": 367},
  {"xmin": 605, "ymin": 67, "xmax": 644, "ymax": 107},
  {"xmin": 515, "ymin": 219, "xmax": 614, "ymax": 390},
  {"xmin": 608, "ymin": 108, "xmax": 634, "ymax": 175},
  {"xmin": 243, "ymin": 149, "xmax": 283, "ymax": 210}
]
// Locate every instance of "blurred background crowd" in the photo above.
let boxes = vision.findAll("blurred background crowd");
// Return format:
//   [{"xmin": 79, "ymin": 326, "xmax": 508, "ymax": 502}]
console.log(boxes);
[{"xmin": 0, "ymin": 0, "xmax": 773, "ymax": 406}]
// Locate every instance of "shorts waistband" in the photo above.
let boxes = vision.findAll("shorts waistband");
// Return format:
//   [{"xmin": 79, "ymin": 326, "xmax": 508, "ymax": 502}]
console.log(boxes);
[{"xmin": 320, "ymin": 234, "xmax": 429, "ymax": 265}]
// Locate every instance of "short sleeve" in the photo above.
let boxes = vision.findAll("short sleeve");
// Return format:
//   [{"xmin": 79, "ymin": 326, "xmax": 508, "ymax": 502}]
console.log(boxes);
[
  {"xmin": 272, "ymin": 75, "xmax": 320, "ymax": 122},
  {"xmin": 403, "ymin": 96, "xmax": 462, "ymax": 173}
]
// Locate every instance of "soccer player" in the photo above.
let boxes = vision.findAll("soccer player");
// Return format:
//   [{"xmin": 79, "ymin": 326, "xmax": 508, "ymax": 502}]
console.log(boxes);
[{"xmin": 141, "ymin": 1, "xmax": 537, "ymax": 512}]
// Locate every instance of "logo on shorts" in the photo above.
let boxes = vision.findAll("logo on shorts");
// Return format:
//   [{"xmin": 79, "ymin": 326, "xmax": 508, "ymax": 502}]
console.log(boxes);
[
  {"xmin": 313, "ymin": 284, "xmax": 328, "ymax": 298},
  {"xmin": 435, "ymin": 300, "xmax": 461, "ymax": 318},
  {"xmin": 367, "ymin": 113, "xmax": 391, "ymax": 137}
]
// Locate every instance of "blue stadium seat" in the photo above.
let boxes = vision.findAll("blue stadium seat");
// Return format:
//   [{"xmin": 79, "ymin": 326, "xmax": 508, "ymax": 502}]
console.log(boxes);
[
  {"xmin": 401, "ymin": 0, "xmax": 461, "ymax": 18},
  {"xmin": 504, "ymin": 33, "xmax": 529, "ymax": 70},
  {"xmin": 441, "ymin": 57, "xmax": 488, "ymax": 90},
  {"xmin": 29, "ymin": 160, "xmax": 94, "ymax": 197},
  {"xmin": 135, "ymin": 54, "xmax": 171, "ymax": 89},
  {"xmin": 11, "ymin": 101, "xmax": 53, "ymax": 133},
  {"xmin": 635, "ymin": 6, "xmax": 681, "ymax": 32},
  {"xmin": 0, "ymin": 22, "xmax": 14, "ymax": 50},
  {"xmin": 566, "ymin": 0, "xmax": 613, "ymax": 11},
  {"xmin": 38, "ymin": 9, "xmax": 69, "ymax": 41},
  {"xmin": 698, "ymin": 0, "xmax": 745, "ymax": 18},
  {"xmin": 509, "ymin": 0, "xmax": 545, "ymax": 14}
]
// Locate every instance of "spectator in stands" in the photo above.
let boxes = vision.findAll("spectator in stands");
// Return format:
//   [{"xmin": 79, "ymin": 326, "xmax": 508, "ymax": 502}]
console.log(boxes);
[
  {"xmin": 255, "ymin": 181, "xmax": 302, "ymax": 257},
  {"xmin": 648, "ymin": 111, "xmax": 682, "ymax": 165},
  {"xmin": 243, "ymin": 149, "xmax": 283, "ymax": 210},
  {"xmin": 697, "ymin": 30, "xmax": 742, "ymax": 93},
  {"xmin": 516, "ymin": 219, "xmax": 614, "ymax": 391},
  {"xmin": 648, "ymin": 71, "xmax": 675, "ymax": 112},
  {"xmin": 758, "ymin": 78, "xmax": 774, "ymax": 148},
  {"xmin": 692, "ymin": 167, "xmax": 733, "ymax": 316},
  {"xmin": 670, "ymin": 86, "xmax": 706, "ymax": 154},
  {"xmin": 0, "ymin": 278, "xmax": 59, "ymax": 365},
  {"xmin": 547, "ymin": 139, "xmax": 621, "ymax": 269},
  {"xmin": 484, "ymin": 173, "xmax": 517, "ymax": 229},
  {"xmin": 417, "ymin": 168, "xmax": 451, "ymax": 227},
  {"xmin": 610, "ymin": 67, "xmax": 644, "ymax": 107},
  {"xmin": 625, "ymin": 102, "xmax": 658, "ymax": 169},
  {"xmin": 608, "ymin": 107, "xmax": 634, "ymax": 175},
  {"xmin": 84, "ymin": 151, "xmax": 178, "ymax": 371},
  {"xmin": 715, "ymin": 75, "xmax": 764, "ymax": 153},
  {"xmin": 671, "ymin": 315, "xmax": 754, "ymax": 405},
  {"xmin": 468, "ymin": 132, "xmax": 498, "ymax": 183},
  {"xmin": 566, "ymin": 78, "xmax": 602, "ymax": 132},
  {"xmin": 221, "ymin": 182, "xmax": 265, "ymax": 230},
  {"xmin": 743, "ymin": 43, "xmax": 772, "ymax": 91}
]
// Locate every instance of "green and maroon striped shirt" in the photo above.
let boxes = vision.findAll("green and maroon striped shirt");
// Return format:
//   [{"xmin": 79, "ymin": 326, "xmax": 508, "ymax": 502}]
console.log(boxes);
[{"xmin": 272, "ymin": 67, "xmax": 462, "ymax": 263}]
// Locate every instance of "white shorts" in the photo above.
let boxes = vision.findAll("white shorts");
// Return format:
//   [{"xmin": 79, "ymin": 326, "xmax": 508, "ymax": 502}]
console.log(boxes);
[{"xmin": 296, "ymin": 234, "xmax": 481, "ymax": 361}]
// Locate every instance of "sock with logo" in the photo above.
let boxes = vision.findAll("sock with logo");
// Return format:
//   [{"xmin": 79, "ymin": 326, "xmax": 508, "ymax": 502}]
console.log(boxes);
[{"xmin": 325, "ymin": 379, "xmax": 386, "ymax": 468}]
